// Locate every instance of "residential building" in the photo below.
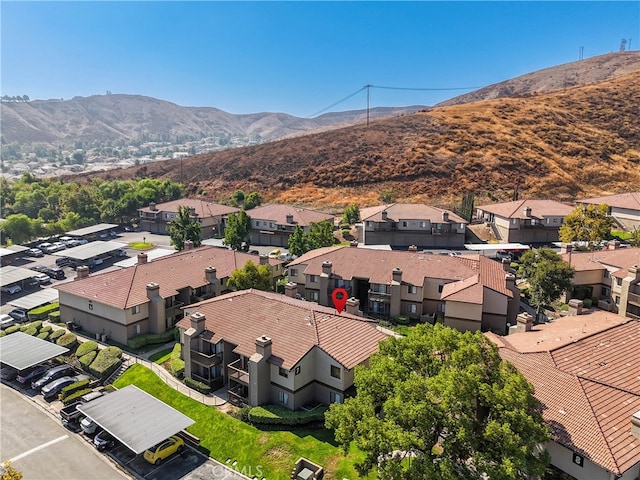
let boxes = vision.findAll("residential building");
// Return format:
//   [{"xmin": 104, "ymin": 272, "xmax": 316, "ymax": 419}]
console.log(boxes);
[
  {"xmin": 138, "ymin": 199, "xmax": 240, "ymax": 237},
  {"xmin": 178, "ymin": 289, "xmax": 388, "ymax": 409},
  {"xmin": 487, "ymin": 311, "xmax": 640, "ymax": 480},
  {"xmin": 578, "ymin": 191, "xmax": 640, "ymax": 230},
  {"xmin": 55, "ymin": 246, "xmax": 285, "ymax": 345},
  {"xmin": 245, "ymin": 204, "xmax": 335, "ymax": 247},
  {"xmin": 357, "ymin": 203, "xmax": 467, "ymax": 248},
  {"xmin": 560, "ymin": 243, "xmax": 640, "ymax": 319},
  {"xmin": 475, "ymin": 199, "xmax": 573, "ymax": 244},
  {"xmin": 287, "ymin": 245, "xmax": 519, "ymax": 334}
]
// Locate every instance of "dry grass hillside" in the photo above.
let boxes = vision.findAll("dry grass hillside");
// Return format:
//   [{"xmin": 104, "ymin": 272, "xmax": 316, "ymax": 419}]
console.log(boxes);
[{"xmin": 83, "ymin": 69, "xmax": 640, "ymax": 209}]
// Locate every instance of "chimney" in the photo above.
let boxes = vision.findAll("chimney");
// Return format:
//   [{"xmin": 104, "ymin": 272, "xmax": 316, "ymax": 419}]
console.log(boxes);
[
  {"xmin": 408, "ymin": 245, "xmax": 418, "ymax": 252},
  {"xmin": 568, "ymin": 298, "xmax": 583, "ymax": 316},
  {"xmin": 137, "ymin": 252, "xmax": 148, "ymax": 265},
  {"xmin": 184, "ymin": 240, "xmax": 194, "ymax": 250},
  {"xmin": 188, "ymin": 206, "xmax": 196, "ymax": 216},
  {"xmin": 560, "ymin": 243, "xmax": 573, "ymax": 254},
  {"xmin": 205, "ymin": 266, "xmax": 217, "ymax": 283},
  {"xmin": 516, "ymin": 312, "xmax": 533, "ymax": 332},
  {"xmin": 381, "ymin": 210, "xmax": 388, "ymax": 220},
  {"xmin": 505, "ymin": 273, "xmax": 515, "ymax": 286},
  {"xmin": 392, "ymin": 267, "xmax": 402, "ymax": 284},
  {"xmin": 442, "ymin": 210, "xmax": 449, "ymax": 222},
  {"xmin": 628, "ymin": 265, "xmax": 640, "ymax": 281},
  {"xmin": 284, "ymin": 282, "xmax": 297, "ymax": 298},
  {"xmin": 189, "ymin": 311, "xmax": 206, "ymax": 336},
  {"xmin": 524, "ymin": 206, "xmax": 532, "ymax": 217},
  {"xmin": 259, "ymin": 254, "xmax": 269, "ymax": 265},
  {"xmin": 607, "ymin": 240, "xmax": 621, "ymax": 250},
  {"xmin": 149, "ymin": 202, "xmax": 157, "ymax": 211},
  {"xmin": 346, "ymin": 297, "xmax": 362, "ymax": 316},
  {"xmin": 502, "ymin": 258, "xmax": 512, "ymax": 272},
  {"xmin": 255, "ymin": 335, "xmax": 272, "ymax": 358},
  {"xmin": 75, "ymin": 265, "xmax": 90, "ymax": 280},
  {"xmin": 286, "ymin": 213, "xmax": 294, "ymax": 224},
  {"xmin": 322, "ymin": 261, "xmax": 333, "ymax": 276},
  {"xmin": 632, "ymin": 410, "xmax": 640, "ymax": 441},
  {"xmin": 146, "ymin": 282, "xmax": 160, "ymax": 300},
  {"xmin": 349, "ymin": 240, "xmax": 358, "ymax": 248}
]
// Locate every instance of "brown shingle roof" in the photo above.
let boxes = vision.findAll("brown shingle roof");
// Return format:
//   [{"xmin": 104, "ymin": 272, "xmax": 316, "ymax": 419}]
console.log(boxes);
[
  {"xmin": 138, "ymin": 198, "xmax": 240, "ymax": 217},
  {"xmin": 360, "ymin": 203, "xmax": 467, "ymax": 224},
  {"xmin": 476, "ymin": 199, "xmax": 573, "ymax": 219},
  {"xmin": 490, "ymin": 315, "xmax": 640, "ymax": 475},
  {"xmin": 562, "ymin": 247, "xmax": 640, "ymax": 279},
  {"xmin": 178, "ymin": 289, "xmax": 387, "ymax": 369},
  {"xmin": 246, "ymin": 204, "xmax": 334, "ymax": 227},
  {"xmin": 55, "ymin": 246, "xmax": 282, "ymax": 308},
  {"xmin": 579, "ymin": 192, "xmax": 640, "ymax": 211}
]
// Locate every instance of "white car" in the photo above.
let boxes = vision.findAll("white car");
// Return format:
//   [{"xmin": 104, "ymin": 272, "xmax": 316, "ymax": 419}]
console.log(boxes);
[
  {"xmin": 1, "ymin": 284, "xmax": 22, "ymax": 295},
  {"xmin": 27, "ymin": 248, "xmax": 44, "ymax": 257},
  {"xmin": 34, "ymin": 273, "xmax": 51, "ymax": 285},
  {"xmin": 0, "ymin": 314, "xmax": 16, "ymax": 329}
]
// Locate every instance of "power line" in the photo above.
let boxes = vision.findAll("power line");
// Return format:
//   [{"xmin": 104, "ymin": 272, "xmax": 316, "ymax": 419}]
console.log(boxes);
[
  {"xmin": 310, "ymin": 87, "xmax": 366, "ymax": 117},
  {"xmin": 369, "ymin": 84, "xmax": 482, "ymax": 91}
]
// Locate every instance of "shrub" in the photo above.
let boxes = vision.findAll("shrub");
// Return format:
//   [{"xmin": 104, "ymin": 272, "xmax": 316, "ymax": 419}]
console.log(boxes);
[
  {"xmin": 59, "ymin": 379, "xmax": 90, "ymax": 401},
  {"xmin": 89, "ymin": 346, "xmax": 122, "ymax": 380},
  {"xmin": 62, "ymin": 388, "xmax": 93, "ymax": 405},
  {"xmin": 76, "ymin": 340, "xmax": 98, "ymax": 357},
  {"xmin": 560, "ymin": 304, "xmax": 569, "ymax": 311},
  {"xmin": 40, "ymin": 325, "xmax": 52, "ymax": 333},
  {"xmin": 5, "ymin": 325, "xmax": 21, "ymax": 335},
  {"xmin": 582, "ymin": 298, "xmax": 593, "ymax": 308},
  {"xmin": 170, "ymin": 343, "xmax": 184, "ymax": 378},
  {"xmin": 48, "ymin": 311, "xmax": 61, "ymax": 322},
  {"xmin": 23, "ymin": 327, "xmax": 37, "ymax": 336},
  {"xmin": 79, "ymin": 351, "xmax": 98, "ymax": 371},
  {"xmin": 27, "ymin": 320, "xmax": 43, "ymax": 331},
  {"xmin": 28, "ymin": 302, "xmax": 59, "ymax": 321},
  {"xmin": 248, "ymin": 405, "xmax": 328, "ymax": 426},
  {"xmin": 184, "ymin": 377, "xmax": 210, "ymax": 394},
  {"xmin": 127, "ymin": 329, "xmax": 177, "ymax": 349},
  {"xmin": 0, "ymin": 330, "xmax": 5, "ymax": 337},
  {"xmin": 37, "ymin": 331, "xmax": 50, "ymax": 340},
  {"xmin": 591, "ymin": 297, "xmax": 599, "ymax": 306},
  {"xmin": 56, "ymin": 333, "xmax": 78, "ymax": 350},
  {"xmin": 395, "ymin": 315, "xmax": 410, "ymax": 325},
  {"xmin": 49, "ymin": 329, "xmax": 66, "ymax": 342}
]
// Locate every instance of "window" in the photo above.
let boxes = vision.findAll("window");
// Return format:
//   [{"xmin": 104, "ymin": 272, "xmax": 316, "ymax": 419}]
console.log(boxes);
[
  {"xmin": 88, "ymin": 301, "xmax": 93, "ymax": 311},
  {"xmin": 330, "ymin": 365, "xmax": 341, "ymax": 379},
  {"xmin": 295, "ymin": 366, "xmax": 301, "ymax": 375},
  {"xmin": 136, "ymin": 325, "xmax": 141, "ymax": 334},
  {"xmin": 438, "ymin": 284, "xmax": 444, "ymax": 293},
  {"xmin": 279, "ymin": 367, "xmax": 288, "ymax": 378},
  {"xmin": 408, "ymin": 285, "xmax": 417, "ymax": 294},
  {"xmin": 309, "ymin": 275, "xmax": 318, "ymax": 283},
  {"xmin": 407, "ymin": 304, "xmax": 417, "ymax": 314},
  {"xmin": 402, "ymin": 221, "xmax": 408, "ymax": 227},
  {"xmin": 366, "ymin": 221, "xmax": 373, "ymax": 227},
  {"xmin": 617, "ymin": 278, "xmax": 623, "ymax": 286},
  {"xmin": 290, "ymin": 268, "xmax": 298, "ymax": 277},
  {"xmin": 132, "ymin": 305, "xmax": 141, "ymax": 314},
  {"xmin": 420, "ymin": 221, "xmax": 426, "ymax": 228},
  {"xmin": 269, "ymin": 222, "xmax": 274, "ymax": 228},
  {"xmin": 602, "ymin": 287, "xmax": 610, "ymax": 297},
  {"xmin": 553, "ymin": 218, "xmax": 558, "ymax": 223},
  {"xmin": 511, "ymin": 218, "xmax": 517, "ymax": 225},
  {"xmin": 330, "ymin": 392, "xmax": 342, "ymax": 404},
  {"xmin": 615, "ymin": 296, "xmax": 620, "ymax": 305},
  {"xmin": 308, "ymin": 291, "xmax": 319, "ymax": 302},
  {"xmin": 603, "ymin": 270, "xmax": 610, "ymax": 278},
  {"xmin": 278, "ymin": 391, "xmax": 289, "ymax": 405}
]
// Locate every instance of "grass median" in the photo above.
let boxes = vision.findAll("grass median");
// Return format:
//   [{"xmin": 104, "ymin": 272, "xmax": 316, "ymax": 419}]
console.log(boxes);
[{"xmin": 114, "ymin": 363, "xmax": 372, "ymax": 480}]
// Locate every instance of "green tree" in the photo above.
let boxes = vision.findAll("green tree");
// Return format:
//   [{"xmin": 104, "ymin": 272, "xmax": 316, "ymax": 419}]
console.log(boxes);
[
  {"xmin": 559, "ymin": 204, "xmax": 614, "ymax": 249},
  {"xmin": 167, "ymin": 205, "xmax": 202, "ymax": 251},
  {"xmin": 288, "ymin": 225, "xmax": 307, "ymax": 257},
  {"xmin": 342, "ymin": 203, "xmax": 360, "ymax": 225},
  {"xmin": 1, "ymin": 214, "xmax": 35, "ymax": 244},
  {"xmin": 518, "ymin": 247, "xmax": 575, "ymax": 314},
  {"xmin": 325, "ymin": 324, "xmax": 550, "ymax": 480},
  {"xmin": 229, "ymin": 189, "xmax": 245, "ymax": 207},
  {"xmin": 243, "ymin": 191, "xmax": 263, "ymax": 210},
  {"xmin": 306, "ymin": 220, "xmax": 335, "ymax": 250},
  {"xmin": 226, "ymin": 261, "xmax": 272, "ymax": 291},
  {"xmin": 459, "ymin": 191, "xmax": 475, "ymax": 222},
  {"xmin": 223, "ymin": 210, "xmax": 251, "ymax": 251}
]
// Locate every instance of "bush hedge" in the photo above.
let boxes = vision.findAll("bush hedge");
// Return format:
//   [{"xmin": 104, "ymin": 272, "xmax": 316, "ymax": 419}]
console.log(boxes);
[
  {"xmin": 76, "ymin": 340, "xmax": 98, "ymax": 357},
  {"xmin": 89, "ymin": 346, "xmax": 122, "ymax": 380},
  {"xmin": 59, "ymin": 379, "xmax": 91, "ymax": 401},
  {"xmin": 79, "ymin": 351, "xmax": 98, "ymax": 371},
  {"xmin": 37, "ymin": 331, "xmax": 50, "ymax": 341},
  {"xmin": 27, "ymin": 320, "xmax": 43, "ymax": 331},
  {"xmin": 23, "ymin": 327, "xmax": 38, "ymax": 336},
  {"xmin": 28, "ymin": 302, "xmax": 59, "ymax": 321},
  {"xmin": 170, "ymin": 343, "xmax": 184, "ymax": 378},
  {"xmin": 582, "ymin": 298, "xmax": 593, "ymax": 308},
  {"xmin": 184, "ymin": 377, "xmax": 210, "ymax": 394},
  {"xmin": 49, "ymin": 329, "xmax": 66, "ymax": 342},
  {"xmin": 395, "ymin": 315, "xmax": 410, "ymax": 325},
  {"xmin": 248, "ymin": 405, "xmax": 328, "ymax": 426},
  {"xmin": 40, "ymin": 325, "xmax": 52, "ymax": 333},
  {"xmin": 0, "ymin": 330, "xmax": 6, "ymax": 337},
  {"xmin": 5, "ymin": 325, "xmax": 21, "ymax": 335},
  {"xmin": 56, "ymin": 333, "xmax": 78, "ymax": 350},
  {"xmin": 48, "ymin": 311, "xmax": 61, "ymax": 322},
  {"xmin": 127, "ymin": 329, "xmax": 177, "ymax": 349},
  {"xmin": 62, "ymin": 388, "xmax": 94, "ymax": 405}
]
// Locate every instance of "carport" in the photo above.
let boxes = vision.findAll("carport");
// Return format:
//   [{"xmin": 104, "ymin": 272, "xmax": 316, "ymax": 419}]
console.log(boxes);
[
  {"xmin": 8, "ymin": 288, "xmax": 59, "ymax": 310},
  {"xmin": 0, "ymin": 331, "xmax": 69, "ymax": 370},
  {"xmin": 66, "ymin": 223, "xmax": 119, "ymax": 240},
  {"xmin": 76, "ymin": 385, "xmax": 195, "ymax": 454},
  {"xmin": 0, "ymin": 266, "xmax": 37, "ymax": 288},
  {"xmin": 52, "ymin": 240, "xmax": 127, "ymax": 264}
]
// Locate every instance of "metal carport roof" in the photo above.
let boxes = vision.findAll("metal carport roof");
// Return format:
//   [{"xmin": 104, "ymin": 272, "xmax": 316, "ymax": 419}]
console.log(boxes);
[
  {"xmin": 113, "ymin": 248, "xmax": 175, "ymax": 268},
  {"xmin": 0, "ymin": 332, "xmax": 69, "ymax": 370},
  {"xmin": 8, "ymin": 288, "xmax": 59, "ymax": 310},
  {"xmin": 66, "ymin": 223, "xmax": 119, "ymax": 237},
  {"xmin": 52, "ymin": 240, "xmax": 127, "ymax": 261},
  {"xmin": 0, "ymin": 266, "xmax": 37, "ymax": 287},
  {"xmin": 76, "ymin": 385, "xmax": 195, "ymax": 454}
]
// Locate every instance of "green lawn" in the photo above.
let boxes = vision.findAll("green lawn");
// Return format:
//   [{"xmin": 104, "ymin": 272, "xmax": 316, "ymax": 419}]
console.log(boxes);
[
  {"xmin": 611, "ymin": 230, "xmax": 633, "ymax": 240},
  {"xmin": 128, "ymin": 242, "xmax": 155, "ymax": 250},
  {"xmin": 114, "ymin": 364, "xmax": 372, "ymax": 480},
  {"xmin": 148, "ymin": 347, "xmax": 174, "ymax": 364}
]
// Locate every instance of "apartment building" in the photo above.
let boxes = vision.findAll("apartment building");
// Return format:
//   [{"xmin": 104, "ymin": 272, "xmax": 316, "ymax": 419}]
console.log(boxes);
[{"xmin": 578, "ymin": 191, "xmax": 640, "ymax": 230}]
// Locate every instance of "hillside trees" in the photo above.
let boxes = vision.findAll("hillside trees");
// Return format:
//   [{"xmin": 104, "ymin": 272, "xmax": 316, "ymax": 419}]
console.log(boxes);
[
  {"xmin": 325, "ymin": 323, "xmax": 551, "ymax": 479},
  {"xmin": 223, "ymin": 210, "xmax": 251, "ymax": 251},
  {"xmin": 167, "ymin": 205, "xmax": 202, "ymax": 251},
  {"xmin": 559, "ymin": 204, "xmax": 614, "ymax": 248},
  {"xmin": 0, "ymin": 214, "xmax": 35, "ymax": 244}
]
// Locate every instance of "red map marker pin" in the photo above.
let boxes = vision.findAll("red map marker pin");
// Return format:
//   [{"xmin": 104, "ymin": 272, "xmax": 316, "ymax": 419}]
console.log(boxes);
[{"xmin": 331, "ymin": 287, "xmax": 348, "ymax": 313}]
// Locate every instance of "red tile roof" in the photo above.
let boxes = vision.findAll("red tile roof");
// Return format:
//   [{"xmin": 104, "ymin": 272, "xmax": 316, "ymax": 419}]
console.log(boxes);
[
  {"xmin": 138, "ymin": 198, "xmax": 240, "ymax": 217},
  {"xmin": 476, "ymin": 199, "xmax": 573, "ymax": 219},
  {"xmin": 55, "ymin": 246, "xmax": 282, "ymax": 308},
  {"xmin": 489, "ymin": 315, "xmax": 640, "ymax": 475},
  {"xmin": 246, "ymin": 204, "xmax": 334, "ymax": 227},
  {"xmin": 579, "ymin": 192, "xmax": 640, "ymax": 211},
  {"xmin": 360, "ymin": 203, "xmax": 467, "ymax": 224},
  {"xmin": 179, "ymin": 289, "xmax": 388, "ymax": 369},
  {"xmin": 562, "ymin": 247, "xmax": 640, "ymax": 279}
]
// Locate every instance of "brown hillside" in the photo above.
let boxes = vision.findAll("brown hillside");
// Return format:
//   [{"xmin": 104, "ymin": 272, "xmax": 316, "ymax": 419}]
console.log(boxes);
[{"xmin": 84, "ymin": 70, "xmax": 640, "ymax": 209}]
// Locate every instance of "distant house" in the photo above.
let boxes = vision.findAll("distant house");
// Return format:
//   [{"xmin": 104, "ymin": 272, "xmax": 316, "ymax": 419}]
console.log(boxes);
[
  {"xmin": 245, "ymin": 204, "xmax": 335, "ymax": 247},
  {"xmin": 487, "ymin": 311, "xmax": 640, "ymax": 480},
  {"xmin": 55, "ymin": 246, "xmax": 284, "ymax": 345},
  {"xmin": 357, "ymin": 203, "xmax": 467, "ymax": 248},
  {"xmin": 577, "ymin": 192, "xmax": 640, "ymax": 230},
  {"xmin": 475, "ymin": 199, "xmax": 573, "ymax": 244},
  {"xmin": 287, "ymin": 245, "xmax": 519, "ymax": 334},
  {"xmin": 137, "ymin": 199, "xmax": 240, "ymax": 238},
  {"xmin": 560, "ymin": 243, "xmax": 640, "ymax": 319},
  {"xmin": 178, "ymin": 289, "xmax": 388, "ymax": 408}
]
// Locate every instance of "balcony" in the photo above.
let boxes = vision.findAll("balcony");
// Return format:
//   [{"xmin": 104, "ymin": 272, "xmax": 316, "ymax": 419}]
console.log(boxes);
[
  {"xmin": 228, "ymin": 358, "xmax": 249, "ymax": 385},
  {"xmin": 191, "ymin": 372, "xmax": 223, "ymax": 390},
  {"xmin": 228, "ymin": 383, "xmax": 249, "ymax": 406},
  {"xmin": 368, "ymin": 289, "xmax": 391, "ymax": 300},
  {"xmin": 165, "ymin": 301, "xmax": 185, "ymax": 317},
  {"xmin": 628, "ymin": 292, "xmax": 640, "ymax": 306},
  {"xmin": 431, "ymin": 228, "xmax": 452, "ymax": 235},
  {"xmin": 191, "ymin": 350, "xmax": 222, "ymax": 367}
]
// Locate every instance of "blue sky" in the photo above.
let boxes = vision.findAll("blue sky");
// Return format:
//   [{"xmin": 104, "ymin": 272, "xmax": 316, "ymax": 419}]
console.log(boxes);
[{"xmin": 2, "ymin": 1, "xmax": 638, "ymax": 117}]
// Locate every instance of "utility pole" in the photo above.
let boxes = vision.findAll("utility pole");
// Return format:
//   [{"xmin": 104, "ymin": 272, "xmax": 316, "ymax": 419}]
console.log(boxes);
[{"xmin": 365, "ymin": 84, "xmax": 372, "ymax": 126}]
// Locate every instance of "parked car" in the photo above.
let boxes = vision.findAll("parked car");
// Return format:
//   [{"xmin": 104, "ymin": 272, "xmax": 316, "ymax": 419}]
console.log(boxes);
[
  {"xmin": 31, "ymin": 265, "xmax": 50, "ymax": 273},
  {"xmin": 27, "ymin": 248, "xmax": 44, "ymax": 257},
  {"xmin": 143, "ymin": 436, "xmax": 184, "ymax": 465},
  {"xmin": 0, "ymin": 314, "xmax": 16, "ymax": 329},
  {"xmin": 495, "ymin": 250, "xmax": 513, "ymax": 262},
  {"xmin": 75, "ymin": 238, "xmax": 89, "ymax": 245},
  {"xmin": 268, "ymin": 249, "xmax": 281, "ymax": 258},
  {"xmin": 34, "ymin": 273, "xmax": 51, "ymax": 285},
  {"xmin": 56, "ymin": 256, "xmax": 72, "ymax": 267},
  {"xmin": 93, "ymin": 430, "xmax": 117, "ymax": 451},
  {"xmin": 1, "ymin": 284, "xmax": 22, "ymax": 295},
  {"xmin": 50, "ymin": 242, "xmax": 67, "ymax": 252},
  {"xmin": 8, "ymin": 309, "xmax": 28, "ymax": 322},
  {"xmin": 80, "ymin": 416, "xmax": 99, "ymax": 436},
  {"xmin": 47, "ymin": 267, "xmax": 66, "ymax": 280},
  {"xmin": 16, "ymin": 364, "xmax": 49, "ymax": 384},
  {"xmin": 38, "ymin": 242, "xmax": 54, "ymax": 253},
  {"xmin": 0, "ymin": 365, "xmax": 19, "ymax": 382},
  {"xmin": 32, "ymin": 364, "xmax": 76, "ymax": 391},
  {"xmin": 42, "ymin": 376, "xmax": 77, "ymax": 400}
]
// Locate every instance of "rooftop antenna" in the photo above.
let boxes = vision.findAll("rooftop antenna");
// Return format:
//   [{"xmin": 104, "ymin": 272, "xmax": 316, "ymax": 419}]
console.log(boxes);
[{"xmin": 620, "ymin": 38, "xmax": 627, "ymax": 52}]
